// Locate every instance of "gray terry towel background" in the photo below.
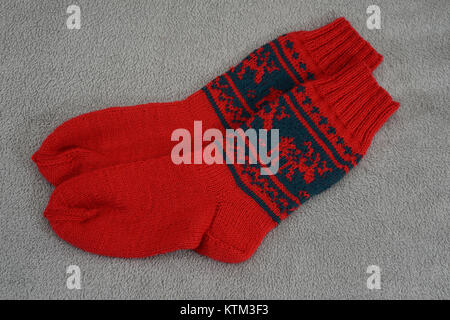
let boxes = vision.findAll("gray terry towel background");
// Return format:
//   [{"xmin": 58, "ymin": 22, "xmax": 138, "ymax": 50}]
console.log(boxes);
[{"xmin": 0, "ymin": 0, "xmax": 449, "ymax": 299}]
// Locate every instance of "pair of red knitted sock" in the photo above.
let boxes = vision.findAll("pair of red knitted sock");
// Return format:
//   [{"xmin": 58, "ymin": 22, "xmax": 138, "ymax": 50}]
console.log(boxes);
[{"xmin": 33, "ymin": 18, "xmax": 399, "ymax": 263}]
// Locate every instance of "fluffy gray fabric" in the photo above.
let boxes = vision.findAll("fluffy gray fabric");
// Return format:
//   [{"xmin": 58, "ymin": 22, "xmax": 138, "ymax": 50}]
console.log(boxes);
[{"xmin": 0, "ymin": 0, "xmax": 449, "ymax": 299}]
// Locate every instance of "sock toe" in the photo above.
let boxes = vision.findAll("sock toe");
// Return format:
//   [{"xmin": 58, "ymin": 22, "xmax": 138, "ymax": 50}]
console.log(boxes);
[{"xmin": 32, "ymin": 147, "xmax": 105, "ymax": 185}]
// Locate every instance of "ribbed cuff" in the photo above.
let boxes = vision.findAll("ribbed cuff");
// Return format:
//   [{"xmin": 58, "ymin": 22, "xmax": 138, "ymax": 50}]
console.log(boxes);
[
  {"xmin": 313, "ymin": 63, "xmax": 400, "ymax": 153},
  {"xmin": 291, "ymin": 17, "xmax": 383, "ymax": 74}
]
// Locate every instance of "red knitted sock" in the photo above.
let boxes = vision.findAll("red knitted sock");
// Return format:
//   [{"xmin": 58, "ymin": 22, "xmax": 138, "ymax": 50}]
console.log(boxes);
[
  {"xmin": 33, "ymin": 18, "xmax": 382, "ymax": 186},
  {"xmin": 43, "ymin": 64, "xmax": 399, "ymax": 262}
]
